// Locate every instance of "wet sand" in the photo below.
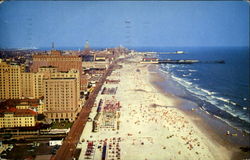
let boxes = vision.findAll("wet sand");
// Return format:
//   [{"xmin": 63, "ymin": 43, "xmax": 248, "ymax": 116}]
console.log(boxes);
[{"xmin": 149, "ymin": 61, "xmax": 250, "ymax": 159}]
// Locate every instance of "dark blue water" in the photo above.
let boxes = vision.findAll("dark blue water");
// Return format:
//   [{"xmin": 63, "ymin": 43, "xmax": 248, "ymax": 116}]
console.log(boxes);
[{"xmin": 137, "ymin": 47, "xmax": 250, "ymax": 133}]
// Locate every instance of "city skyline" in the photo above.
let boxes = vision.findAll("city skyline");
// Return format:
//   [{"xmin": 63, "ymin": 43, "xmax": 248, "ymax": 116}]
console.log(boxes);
[{"xmin": 0, "ymin": 1, "xmax": 249, "ymax": 49}]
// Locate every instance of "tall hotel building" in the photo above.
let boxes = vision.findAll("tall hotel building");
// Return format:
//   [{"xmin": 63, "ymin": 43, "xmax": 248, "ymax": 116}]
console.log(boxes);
[
  {"xmin": 0, "ymin": 61, "xmax": 21, "ymax": 99},
  {"xmin": 24, "ymin": 66, "xmax": 81, "ymax": 121},
  {"xmin": 21, "ymin": 72, "xmax": 44, "ymax": 99},
  {"xmin": 0, "ymin": 60, "xmax": 44, "ymax": 100},
  {"xmin": 40, "ymin": 67, "xmax": 81, "ymax": 121},
  {"xmin": 44, "ymin": 78, "xmax": 79, "ymax": 121},
  {"xmin": 1, "ymin": 55, "xmax": 82, "ymax": 121}
]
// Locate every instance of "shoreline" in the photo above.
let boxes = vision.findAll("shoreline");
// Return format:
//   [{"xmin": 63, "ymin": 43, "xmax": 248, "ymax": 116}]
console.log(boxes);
[
  {"xmin": 77, "ymin": 55, "xmax": 249, "ymax": 160},
  {"xmin": 148, "ymin": 63, "xmax": 250, "ymax": 159}
]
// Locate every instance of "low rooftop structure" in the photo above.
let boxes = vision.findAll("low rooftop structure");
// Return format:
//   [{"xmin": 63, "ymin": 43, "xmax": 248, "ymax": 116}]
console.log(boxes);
[
  {"xmin": 0, "ymin": 108, "xmax": 37, "ymax": 117},
  {"xmin": 0, "ymin": 108, "xmax": 37, "ymax": 128}
]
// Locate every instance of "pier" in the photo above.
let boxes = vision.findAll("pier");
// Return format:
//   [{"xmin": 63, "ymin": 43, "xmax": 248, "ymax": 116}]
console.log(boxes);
[
  {"xmin": 140, "ymin": 58, "xmax": 225, "ymax": 64},
  {"xmin": 144, "ymin": 51, "xmax": 185, "ymax": 55}
]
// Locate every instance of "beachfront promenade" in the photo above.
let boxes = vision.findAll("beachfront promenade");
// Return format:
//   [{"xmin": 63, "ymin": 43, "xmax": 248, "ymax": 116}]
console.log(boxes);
[
  {"xmin": 52, "ymin": 56, "xmax": 128, "ymax": 160},
  {"xmin": 76, "ymin": 55, "xmax": 231, "ymax": 160},
  {"xmin": 52, "ymin": 58, "xmax": 120, "ymax": 160}
]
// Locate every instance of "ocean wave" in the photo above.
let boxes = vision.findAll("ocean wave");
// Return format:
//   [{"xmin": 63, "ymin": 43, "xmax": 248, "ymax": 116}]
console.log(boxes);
[
  {"xmin": 193, "ymin": 78, "xmax": 199, "ymax": 81},
  {"xmin": 222, "ymin": 105, "xmax": 238, "ymax": 117},
  {"xmin": 200, "ymin": 106, "xmax": 206, "ymax": 111},
  {"xmin": 213, "ymin": 114, "xmax": 250, "ymax": 134},
  {"xmin": 171, "ymin": 76, "xmax": 243, "ymax": 122},
  {"xmin": 161, "ymin": 65, "xmax": 171, "ymax": 71},
  {"xmin": 223, "ymin": 104, "xmax": 234, "ymax": 112},
  {"xmin": 159, "ymin": 67, "xmax": 250, "ymax": 130},
  {"xmin": 200, "ymin": 97, "xmax": 250, "ymax": 124},
  {"xmin": 171, "ymin": 75, "xmax": 192, "ymax": 86},
  {"xmin": 159, "ymin": 68, "xmax": 168, "ymax": 74},
  {"xmin": 194, "ymin": 94, "xmax": 218, "ymax": 106},
  {"xmin": 215, "ymin": 96, "xmax": 237, "ymax": 106},
  {"xmin": 183, "ymin": 73, "xmax": 192, "ymax": 77},
  {"xmin": 200, "ymin": 97, "xmax": 250, "ymax": 123},
  {"xmin": 205, "ymin": 110, "xmax": 211, "ymax": 115},
  {"xmin": 215, "ymin": 96, "xmax": 230, "ymax": 103},
  {"xmin": 213, "ymin": 114, "xmax": 236, "ymax": 127},
  {"xmin": 231, "ymin": 101, "xmax": 237, "ymax": 105},
  {"xmin": 238, "ymin": 114, "xmax": 250, "ymax": 124},
  {"xmin": 188, "ymin": 69, "xmax": 197, "ymax": 72},
  {"xmin": 201, "ymin": 88, "xmax": 214, "ymax": 95},
  {"xmin": 213, "ymin": 104, "xmax": 250, "ymax": 124},
  {"xmin": 193, "ymin": 86, "xmax": 215, "ymax": 96}
]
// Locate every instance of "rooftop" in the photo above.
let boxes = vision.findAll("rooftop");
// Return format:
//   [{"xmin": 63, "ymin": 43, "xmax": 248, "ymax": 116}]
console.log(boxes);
[{"xmin": 0, "ymin": 108, "xmax": 37, "ymax": 117}]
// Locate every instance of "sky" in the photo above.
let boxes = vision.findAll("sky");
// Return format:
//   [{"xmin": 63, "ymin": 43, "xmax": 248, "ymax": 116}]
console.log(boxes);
[{"xmin": 0, "ymin": 1, "xmax": 249, "ymax": 49}]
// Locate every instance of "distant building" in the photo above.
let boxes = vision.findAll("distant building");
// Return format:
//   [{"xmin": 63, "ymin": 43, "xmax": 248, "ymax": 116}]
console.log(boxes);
[
  {"xmin": 82, "ymin": 61, "xmax": 109, "ymax": 70},
  {"xmin": 0, "ymin": 61, "xmax": 22, "ymax": 99},
  {"xmin": 0, "ymin": 108, "xmax": 37, "ymax": 128},
  {"xmin": 82, "ymin": 40, "xmax": 91, "ymax": 55},
  {"xmin": 82, "ymin": 53, "xmax": 110, "ymax": 70},
  {"xmin": 30, "ymin": 50, "xmax": 86, "ymax": 90},
  {"xmin": 95, "ymin": 55, "xmax": 106, "ymax": 61},
  {"xmin": 31, "ymin": 50, "xmax": 82, "ymax": 73}
]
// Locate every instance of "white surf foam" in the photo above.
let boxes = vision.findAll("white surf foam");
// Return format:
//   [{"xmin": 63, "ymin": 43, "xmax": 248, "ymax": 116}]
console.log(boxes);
[
  {"xmin": 159, "ymin": 65, "xmax": 250, "ymax": 127},
  {"xmin": 188, "ymin": 69, "xmax": 197, "ymax": 72}
]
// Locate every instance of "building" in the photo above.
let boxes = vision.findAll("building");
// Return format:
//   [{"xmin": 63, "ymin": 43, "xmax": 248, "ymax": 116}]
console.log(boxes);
[
  {"xmin": 0, "ymin": 61, "xmax": 45, "ymax": 100},
  {"xmin": 30, "ymin": 50, "xmax": 82, "ymax": 75},
  {"xmin": 0, "ymin": 61, "xmax": 21, "ymax": 99},
  {"xmin": 30, "ymin": 50, "xmax": 87, "ymax": 90},
  {"xmin": 0, "ymin": 54, "xmax": 84, "ymax": 125},
  {"xmin": 16, "ymin": 99, "xmax": 44, "ymax": 114},
  {"xmin": 21, "ymin": 71, "xmax": 44, "ymax": 99},
  {"xmin": 82, "ymin": 61, "xmax": 109, "ymax": 70},
  {"xmin": 21, "ymin": 73, "xmax": 34, "ymax": 98},
  {"xmin": 43, "ymin": 78, "xmax": 79, "ymax": 122},
  {"xmin": 21, "ymin": 66, "xmax": 81, "ymax": 121},
  {"xmin": 0, "ymin": 108, "xmax": 37, "ymax": 128},
  {"xmin": 21, "ymin": 72, "xmax": 44, "ymax": 99},
  {"xmin": 20, "ymin": 66, "xmax": 81, "ymax": 101},
  {"xmin": 39, "ymin": 67, "xmax": 81, "ymax": 101},
  {"xmin": 28, "ymin": 66, "xmax": 81, "ymax": 121}
]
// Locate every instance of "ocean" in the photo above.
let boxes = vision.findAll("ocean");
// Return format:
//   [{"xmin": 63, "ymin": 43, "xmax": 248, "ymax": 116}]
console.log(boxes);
[{"xmin": 137, "ymin": 47, "xmax": 250, "ymax": 133}]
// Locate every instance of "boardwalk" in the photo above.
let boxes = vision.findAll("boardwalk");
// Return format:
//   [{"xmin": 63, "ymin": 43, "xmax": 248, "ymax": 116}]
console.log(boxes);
[{"xmin": 52, "ymin": 61, "xmax": 117, "ymax": 160}]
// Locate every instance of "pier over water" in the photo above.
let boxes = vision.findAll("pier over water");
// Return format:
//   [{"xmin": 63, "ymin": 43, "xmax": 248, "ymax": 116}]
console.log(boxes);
[{"xmin": 140, "ymin": 58, "xmax": 225, "ymax": 64}]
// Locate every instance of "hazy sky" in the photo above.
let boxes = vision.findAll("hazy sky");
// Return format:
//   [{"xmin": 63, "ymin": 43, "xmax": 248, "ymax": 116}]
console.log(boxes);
[{"xmin": 0, "ymin": 1, "xmax": 249, "ymax": 49}]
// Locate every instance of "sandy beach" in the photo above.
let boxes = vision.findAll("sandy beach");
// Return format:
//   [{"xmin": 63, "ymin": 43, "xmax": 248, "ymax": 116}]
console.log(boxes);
[{"xmin": 77, "ymin": 55, "xmax": 235, "ymax": 160}]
